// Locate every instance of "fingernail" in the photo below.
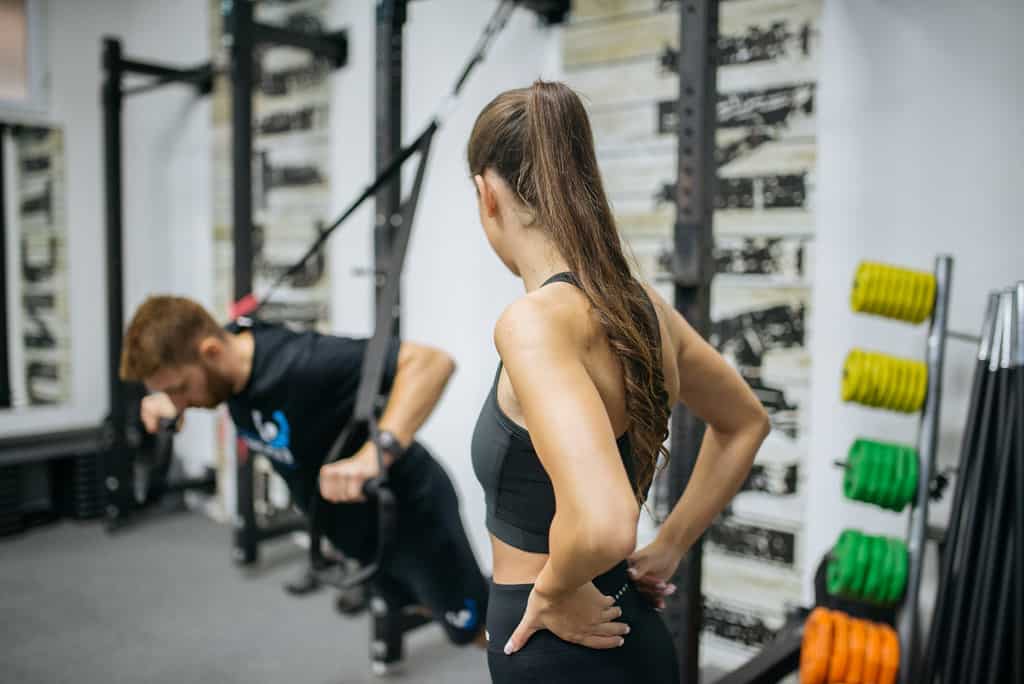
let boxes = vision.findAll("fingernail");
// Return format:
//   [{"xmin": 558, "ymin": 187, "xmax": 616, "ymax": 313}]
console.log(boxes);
[
  {"xmin": 624, "ymin": 626, "xmax": 631, "ymax": 634},
  {"xmin": 665, "ymin": 584, "xmax": 677, "ymax": 595},
  {"xmin": 618, "ymin": 638, "xmax": 625, "ymax": 647},
  {"xmin": 656, "ymin": 582, "xmax": 666, "ymax": 589},
  {"xmin": 503, "ymin": 640, "xmax": 513, "ymax": 655},
  {"xmin": 627, "ymin": 568, "xmax": 637, "ymax": 577}
]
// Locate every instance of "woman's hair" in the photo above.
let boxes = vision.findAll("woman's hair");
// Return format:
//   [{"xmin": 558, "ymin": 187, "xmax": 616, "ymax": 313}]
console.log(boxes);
[{"xmin": 467, "ymin": 80, "xmax": 670, "ymax": 503}]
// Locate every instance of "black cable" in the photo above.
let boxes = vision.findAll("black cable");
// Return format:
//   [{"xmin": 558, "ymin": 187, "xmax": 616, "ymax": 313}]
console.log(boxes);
[{"xmin": 238, "ymin": 0, "xmax": 516, "ymax": 318}]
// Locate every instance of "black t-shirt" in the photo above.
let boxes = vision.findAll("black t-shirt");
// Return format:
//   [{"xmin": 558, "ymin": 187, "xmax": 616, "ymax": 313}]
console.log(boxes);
[{"xmin": 225, "ymin": 319, "xmax": 402, "ymax": 530}]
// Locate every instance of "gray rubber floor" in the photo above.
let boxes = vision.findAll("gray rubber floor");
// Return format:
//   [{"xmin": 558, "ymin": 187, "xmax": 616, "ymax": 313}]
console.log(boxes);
[{"xmin": 0, "ymin": 513, "xmax": 489, "ymax": 683}]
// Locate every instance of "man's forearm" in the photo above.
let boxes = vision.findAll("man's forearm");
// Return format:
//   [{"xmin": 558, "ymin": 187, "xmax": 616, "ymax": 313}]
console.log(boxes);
[{"xmin": 375, "ymin": 346, "xmax": 455, "ymax": 454}]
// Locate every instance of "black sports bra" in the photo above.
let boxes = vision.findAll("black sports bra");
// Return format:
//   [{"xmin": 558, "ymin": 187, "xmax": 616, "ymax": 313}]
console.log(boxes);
[{"xmin": 470, "ymin": 272, "xmax": 645, "ymax": 554}]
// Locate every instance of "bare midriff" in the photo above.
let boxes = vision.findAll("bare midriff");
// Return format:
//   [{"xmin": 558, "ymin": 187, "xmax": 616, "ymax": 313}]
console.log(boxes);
[{"xmin": 489, "ymin": 533, "xmax": 549, "ymax": 585}]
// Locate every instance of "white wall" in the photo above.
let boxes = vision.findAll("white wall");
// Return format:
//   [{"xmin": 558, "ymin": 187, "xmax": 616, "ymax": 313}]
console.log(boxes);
[
  {"xmin": 329, "ymin": 1, "xmax": 564, "ymax": 568},
  {"xmin": 803, "ymin": 0, "xmax": 1024, "ymax": 602},
  {"xmin": 0, "ymin": 0, "xmax": 214, "ymax": 476}
]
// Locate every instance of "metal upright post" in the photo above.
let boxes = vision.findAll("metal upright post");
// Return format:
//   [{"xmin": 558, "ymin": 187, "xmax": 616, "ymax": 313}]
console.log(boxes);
[
  {"xmin": 0, "ymin": 125, "xmax": 10, "ymax": 409},
  {"xmin": 100, "ymin": 37, "xmax": 134, "ymax": 524},
  {"xmin": 898, "ymin": 254, "xmax": 952, "ymax": 683},
  {"xmin": 225, "ymin": 0, "xmax": 258, "ymax": 564},
  {"xmin": 665, "ymin": 2, "xmax": 719, "ymax": 682},
  {"xmin": 375, "ymin": 0, "xmax": 405, "ymax": 329},
  {"xmin": 1015, "ymin": 281, "xmax": 1024, "ymax": 684}
]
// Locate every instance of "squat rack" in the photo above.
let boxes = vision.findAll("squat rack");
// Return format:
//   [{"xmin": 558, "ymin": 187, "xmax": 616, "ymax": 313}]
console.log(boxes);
[
  {"xmin": 220, "ymin": 0, "xmax": 349, "ymax": 565},
  {"xmin": 226, "ymin": 0, "xmax": 567, "ymax": 564},
  {"xmin": 100, "ymin": 38, "xmax": 216, "ymax": 527}
]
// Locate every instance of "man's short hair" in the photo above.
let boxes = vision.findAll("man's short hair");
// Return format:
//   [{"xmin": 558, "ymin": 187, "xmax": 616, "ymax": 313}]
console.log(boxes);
[{"xmin": 120, "ymin": 295, "xmax": 225, "ymax": 382}]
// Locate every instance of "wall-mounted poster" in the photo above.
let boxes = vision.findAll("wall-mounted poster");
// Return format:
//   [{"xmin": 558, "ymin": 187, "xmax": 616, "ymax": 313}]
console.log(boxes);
[
  {"xmin": 209, "ymin": 0, "xmax": 332, "ymax": 330},
  {"xmin": 1, "ymin": 124, "xmax": 72, "ymax": 408}
]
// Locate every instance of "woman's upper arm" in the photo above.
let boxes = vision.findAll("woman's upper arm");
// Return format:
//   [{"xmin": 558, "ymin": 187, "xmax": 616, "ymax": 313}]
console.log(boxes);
[
  {"xmin": 494, "ymin": 300, "xmax": 637, "ymax": 522},
  {"xmin": 647, "ymin": 286, "xmax": 768, "ymax": 435}
]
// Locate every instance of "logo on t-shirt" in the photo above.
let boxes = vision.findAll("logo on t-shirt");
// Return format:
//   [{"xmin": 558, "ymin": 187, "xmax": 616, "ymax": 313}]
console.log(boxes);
[
  {"xmin": 241, "ymin": 409, "xmax": 295, "ymax": 467},
  {"xmin": 444, "ymin": 598, "xmax": 479, "ymax": 632}
]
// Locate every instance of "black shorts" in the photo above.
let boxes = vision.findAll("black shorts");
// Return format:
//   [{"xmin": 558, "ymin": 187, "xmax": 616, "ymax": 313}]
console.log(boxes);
[
  {"xmin": 485, "ymin": 562, "xmax": 679, "ymax": 683},
  {"xmin": 322, "ymin": 442, "xmax": 488, "ymax": 646}
]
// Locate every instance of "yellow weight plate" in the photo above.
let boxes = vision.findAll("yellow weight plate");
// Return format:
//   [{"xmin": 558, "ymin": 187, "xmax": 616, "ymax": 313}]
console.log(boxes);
[
  {"xmin": 892, "ymin": 268, "xmax": 915, "ymax": 323},
  {"xmin": 868, "ymin": 352, "xmax": 884, "ymax": 405},
  {"xmin": 892, "ymin": 358, "xmax": 912, "ymax": 413},
  {"xmin": 911, "ymin": 362, "xmax": 928, "ymax": 413},
  {"xmin": 903, "ymin": 272, "xmax": 925, "ymax": 325},
  {"xmin": 842, "ymin": 350, "xmax": 858, "ymax": 402},
  {"xmin": 882, "ymin": 266, "xmax": 903, "ymax": 320},
  {"xmin": 851, "ymin": 262, "xmax": 870, "ymax": 313},
  {"xmin": 918, "ymin": 274, "xmax": 937, "ymax": 323}
]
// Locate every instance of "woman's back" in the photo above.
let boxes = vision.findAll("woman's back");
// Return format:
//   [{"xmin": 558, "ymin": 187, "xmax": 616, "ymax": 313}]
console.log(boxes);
[{"xmin": 482, "ymin": 274, "xmax": 681, "ymax": 585}]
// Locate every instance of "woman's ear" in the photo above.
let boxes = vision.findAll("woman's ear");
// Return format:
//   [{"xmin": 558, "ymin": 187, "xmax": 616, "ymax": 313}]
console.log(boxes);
[{"xmin": 474, "ymin": 174, "xmax": 498, "ymax": 218}]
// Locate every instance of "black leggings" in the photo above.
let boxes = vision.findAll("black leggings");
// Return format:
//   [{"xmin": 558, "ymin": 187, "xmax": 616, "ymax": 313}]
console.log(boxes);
[
  {"xmin": 319, "ymin": 443, "xmax": 489, "ymax": 645},
  {"xmin": 485, "ymin": 562, "xmax": 679, "ymax": 683}
]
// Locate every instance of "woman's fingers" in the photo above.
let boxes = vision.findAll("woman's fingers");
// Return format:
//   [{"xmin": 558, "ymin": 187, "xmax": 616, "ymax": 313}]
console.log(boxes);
[
  {"xmin": 578, "ymin": 635, "xmax": 626, "ymax": 650},
  {"xmin": 592, "ymin": 620, "xmax": 630, "ymax": 637},
  {"xmin": 600, "ymin": 606, "xmax": 623, "ymax": 621}
]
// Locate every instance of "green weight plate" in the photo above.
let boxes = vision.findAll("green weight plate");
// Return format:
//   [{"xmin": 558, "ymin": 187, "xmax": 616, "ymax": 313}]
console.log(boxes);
[
  {"xmin": 880, "ymin": 446, "xmax": 897, "ymax": 509},
  {"xmin": 903, "ymin": 447, "xmax": 919, "ymax": 508},
  {"xmin": 863, "ymin": 535, "xmax": 887, "ymax": 601},
  {"xmin": 864, "ymin": 442, "xmax": 882, "ymax": 506},
  {"xmin": 886, "ymin": 538, "xmax": 903, "ymax": 603},
  {"xmin": 889, "ymin": 443, "xmax": 908, "ymax": 511},
  {"xmin": 827, "ymin": 533, "xmax": 847, "ymax": 594},
  {"xmin": 845, "ymin": 441, "xmax": 863, "ymax": 500},
  {"xmin": 834, "ymin": 529, "xmax": 859, "ymax": 594},
  {"xmin": 891, "ymin": 540, "xmax": 909, "ymax": 602},
  {"xmin": 876, "ymin": 443, "xmax": 898, "ymax": 509},
  {"xmin": 850, "ymin": 441, "xmax": 872, "ymax": 501},
  {"xmin": 850, "ymin": 531, "xmax": 871, "ymax": 595},
  {"xmin": 876, "ymin": 537, "xmax": 895, "ymax": 604},
  {"xmin": 827, "ymin": 555, "xmax": 844, "ymax": 595}
]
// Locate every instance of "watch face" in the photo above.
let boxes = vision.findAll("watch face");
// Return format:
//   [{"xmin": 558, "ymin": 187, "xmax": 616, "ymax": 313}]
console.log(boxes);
[{"xmin": 378, "ymin": 431, "xmax": 402, "ymax": 454}]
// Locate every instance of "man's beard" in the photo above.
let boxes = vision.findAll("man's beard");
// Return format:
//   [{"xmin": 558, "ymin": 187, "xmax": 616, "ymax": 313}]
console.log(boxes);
[{"xmin": 200, "ymin": 363, "xmax": 235, "ymax": 408}]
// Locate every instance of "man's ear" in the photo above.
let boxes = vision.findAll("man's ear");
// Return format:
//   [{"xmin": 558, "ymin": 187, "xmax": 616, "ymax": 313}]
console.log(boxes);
[
  {"xmin": 197, "ymin": 336, "xmax": 224, "ymax": 364},
  {"xmin": 474, "ymin": 174, "xmax": 498, "ymax": 218}
]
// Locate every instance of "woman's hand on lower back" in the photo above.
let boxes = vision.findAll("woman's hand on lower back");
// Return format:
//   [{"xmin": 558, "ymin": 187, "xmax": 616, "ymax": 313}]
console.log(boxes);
[
  {"xmin": 503, "ymin": 581, "xmax": 628, "ymax": 654},
  {"xmin": 627, "ymin": 538, "xmax": 683, "ymax": 610}
]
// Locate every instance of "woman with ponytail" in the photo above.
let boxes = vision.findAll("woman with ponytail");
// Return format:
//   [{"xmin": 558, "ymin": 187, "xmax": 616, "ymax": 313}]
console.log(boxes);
[{"xmin": 468, "ymin": 80, "xmax": 769, "ymax": 683}]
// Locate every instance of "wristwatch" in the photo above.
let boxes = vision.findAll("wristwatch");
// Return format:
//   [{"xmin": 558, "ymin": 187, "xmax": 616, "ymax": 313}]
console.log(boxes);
[{"xmin": 376, "ymin": 430, "xmax": 407, "ymax": 461}]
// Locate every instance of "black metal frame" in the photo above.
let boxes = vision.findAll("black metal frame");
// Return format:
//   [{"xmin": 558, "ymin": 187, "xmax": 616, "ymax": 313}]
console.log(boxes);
[
  {"xmin": 100, "ymin": 37, "xmax": 216, "ymax": 528},
  {"xmin": 662, "ymin": 2, "xmax": 719, "ymax": 681},
  {"xmin": 222, "ymin": 0, "xmax": 349, "ymax": 565},
  {"xmin": 375, "ymin": 0, "xmax": 405, "ymax": 318},
  {"xmin": 0, "ymin": 124, "xmax": 9, "ymax": 409}
]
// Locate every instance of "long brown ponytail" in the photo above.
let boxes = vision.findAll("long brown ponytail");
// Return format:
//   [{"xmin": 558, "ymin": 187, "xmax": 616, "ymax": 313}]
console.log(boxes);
[{"xmin": 467, "ymin": 80, "xmax": 670, "ymax": 503}]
